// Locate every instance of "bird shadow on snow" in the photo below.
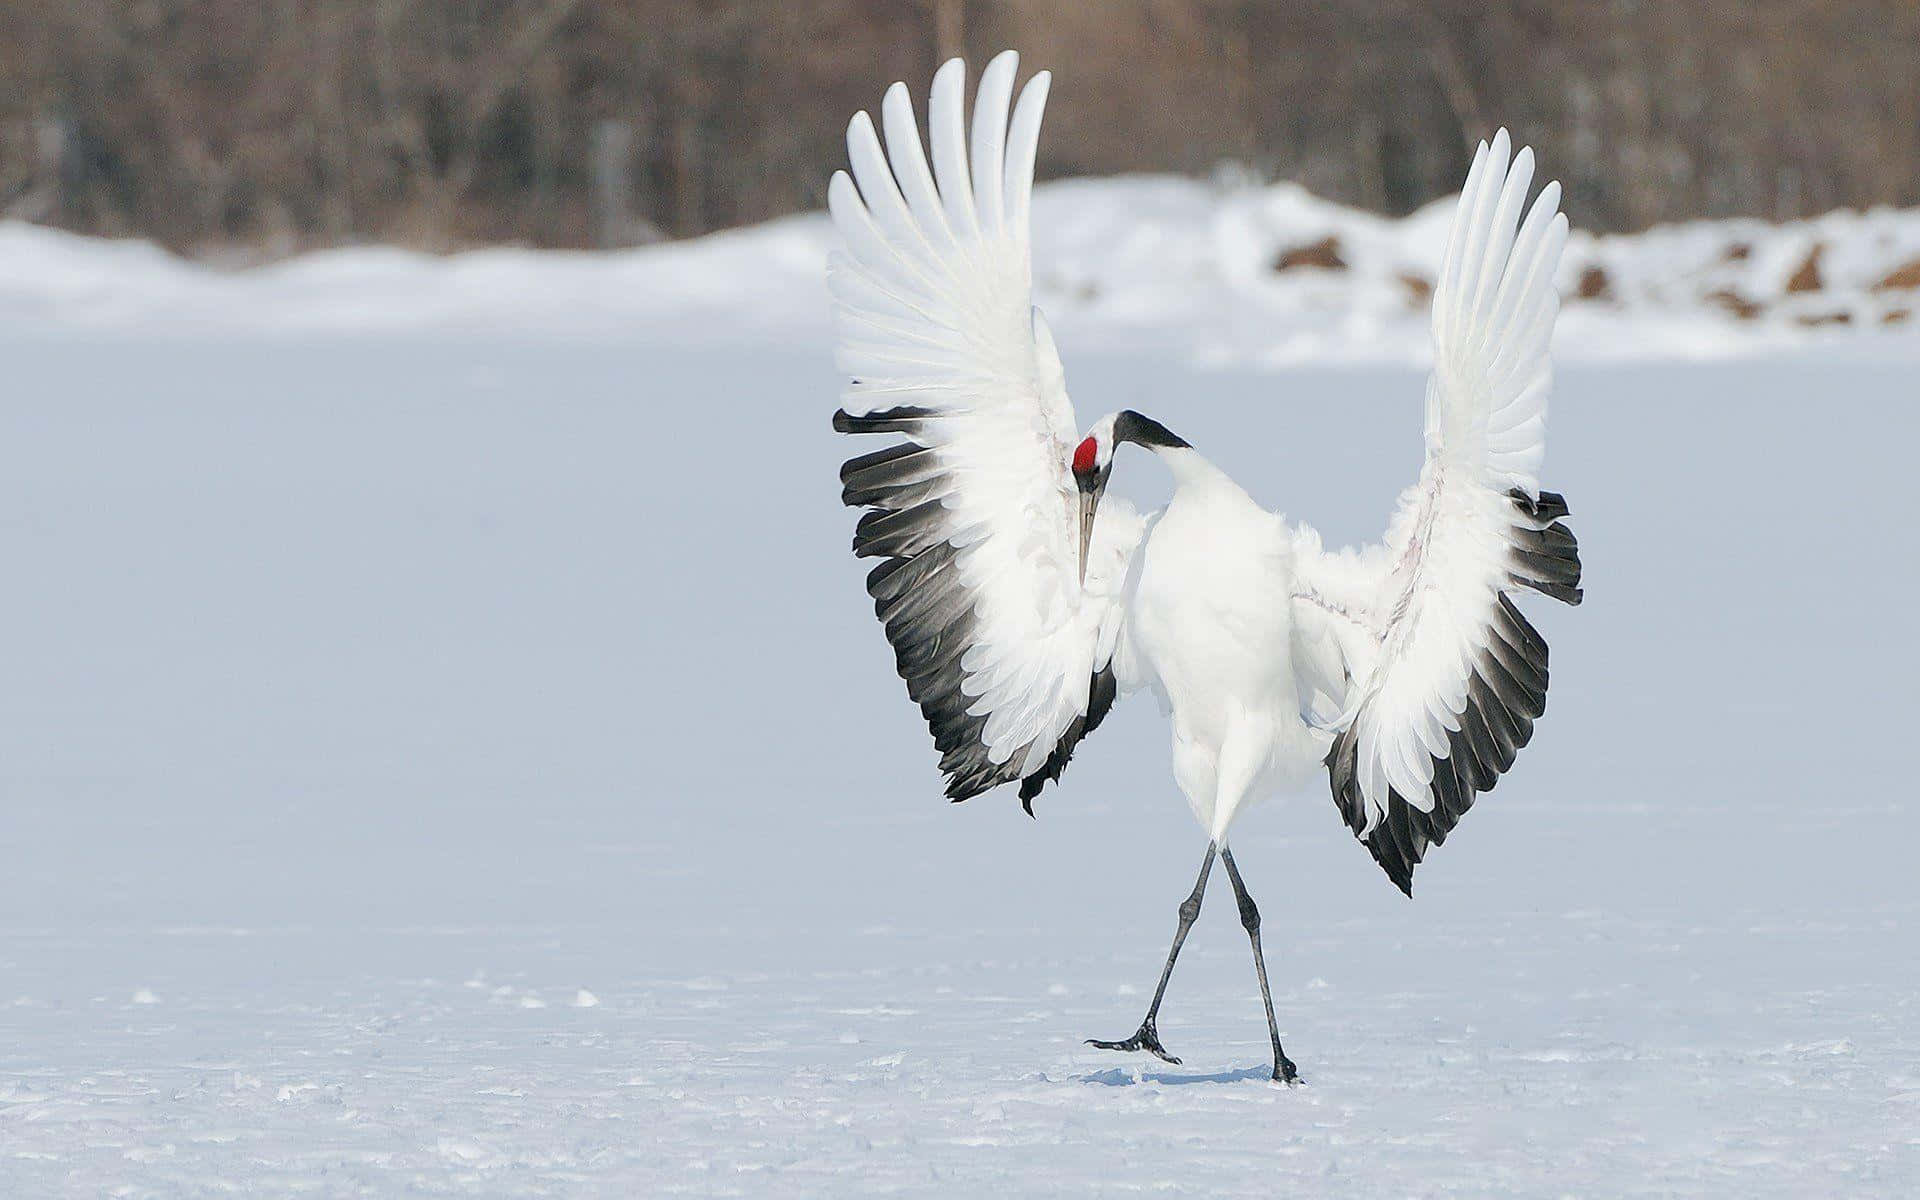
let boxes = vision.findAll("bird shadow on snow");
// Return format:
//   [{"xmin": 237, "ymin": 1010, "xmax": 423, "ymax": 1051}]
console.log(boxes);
[{"xmin": 1077, "ymin": 1065, "xmax": 1281, "ymax": 1087}]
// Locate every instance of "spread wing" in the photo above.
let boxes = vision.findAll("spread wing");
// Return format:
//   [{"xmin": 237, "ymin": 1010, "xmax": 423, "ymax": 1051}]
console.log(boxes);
[
  {"xmin": 830, "ymin": 52, "xmax": 1145, "ymax": 809},
  {"xmin": 1292, "ymin": 131, "xmax": 1584, "ymax": 895}
]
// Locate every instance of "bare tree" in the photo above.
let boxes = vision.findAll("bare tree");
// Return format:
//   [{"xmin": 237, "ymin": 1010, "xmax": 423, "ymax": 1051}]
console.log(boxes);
[{"xmin": 0, "ymin": 0, "xmax": 1912, "ymax": 254}]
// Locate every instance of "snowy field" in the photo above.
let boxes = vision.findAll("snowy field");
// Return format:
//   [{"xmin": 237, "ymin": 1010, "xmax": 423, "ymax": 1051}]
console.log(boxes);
[
  {"xmin": 3, "ymin": 195, "xmax": 1920, "ymax": 1194},
  {"xmin": 4, "ymin": 173, "xmax": 1920, "ymax": 360}
]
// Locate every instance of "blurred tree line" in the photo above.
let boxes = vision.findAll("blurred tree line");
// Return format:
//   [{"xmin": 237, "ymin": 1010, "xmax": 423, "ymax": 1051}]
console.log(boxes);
[{"xmin": 1, "ymin": 0, "xmax": 1914, "ymax": 255}]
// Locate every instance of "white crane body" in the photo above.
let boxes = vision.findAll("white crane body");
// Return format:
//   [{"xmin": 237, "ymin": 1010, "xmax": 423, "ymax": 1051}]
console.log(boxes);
[{"xmin": 1120, "ymin": 457, "xmax": 1324, "ymax": 842}]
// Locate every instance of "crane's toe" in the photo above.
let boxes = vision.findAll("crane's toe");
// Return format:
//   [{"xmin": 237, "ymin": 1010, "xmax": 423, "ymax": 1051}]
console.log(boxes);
[
  {"xmin": 1085, "ymin": 1019, "xmax": 1180, "ymax": 1065},
  {"xmin": 1274, "ymin": 1054, "xmax": 1302, "ymax": 1085}
]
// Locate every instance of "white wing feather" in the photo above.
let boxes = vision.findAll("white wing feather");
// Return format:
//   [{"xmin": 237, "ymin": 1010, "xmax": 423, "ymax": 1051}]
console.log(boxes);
[
  {"xmin": 1294, "ymin": 131, "xmax": 1580, "ymax": 877},
  {"xmin": 831, "ymin": 54, "xmax": 1142, "ymax": 798}
]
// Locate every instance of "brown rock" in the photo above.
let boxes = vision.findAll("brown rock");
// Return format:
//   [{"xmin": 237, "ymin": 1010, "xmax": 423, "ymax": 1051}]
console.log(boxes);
[
  {"xmin": 1397, "ymin": 271, "xmax": 1432, "ymax": 306},
  {"xmin": 1722, "ymin": 242, "xmax": 1753, "ymax": 262},
  {"xmin": 1576, "ymin": 265, "xmax": 1613, "ymax": 301},
  {"xmin": 1872, "ymin": 258, "xmax": 1920, "ymax": 292},
  {"xmin": 1881, "ymin": 308, "xmax": 1911, "ymax": 325},
  {"xmin": 1705, "ymin": 288, "xmax": 1762, "ymax": 320},
  {"xmin": 1272, "ymin": 235, "xmax": 1346, "ymax": 272},
  {"xmin": 1786, "ymin": 244, "xmax": 1824, "ymax": 293},
  {"xmin": 1794, "ymin": 310, "xmax": 1852, "ymax": 327}
]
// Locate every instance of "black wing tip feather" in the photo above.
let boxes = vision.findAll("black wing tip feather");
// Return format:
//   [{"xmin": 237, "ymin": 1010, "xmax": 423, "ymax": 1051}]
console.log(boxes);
[
  {"xmin": 834, "ymin": 406, "xmax": 939, "ymax": 435},
  {"xmin": 1015, "ymin": 666, "xmax": 1117, "ymax": 815},
  {"xmin": 1330, "ymin": 737, "xmax": 1422, "ymax": 896},
  {"xmin": 1509, "ymin": 487, "xmax": 1584, "ymax": 606},
  {"xmin": 839, "ymin": 426, "xmax": 1017, "ymax": 804},
  {"xmin": 1332, "ymin": 489, "xmax": 1578, "ymax": 894}
]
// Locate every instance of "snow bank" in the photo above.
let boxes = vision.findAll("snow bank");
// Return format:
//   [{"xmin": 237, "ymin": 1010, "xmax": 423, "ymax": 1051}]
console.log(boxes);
[{"xmin": 4, "ymin": 175, "xmax": 1918, "ymax": 362}]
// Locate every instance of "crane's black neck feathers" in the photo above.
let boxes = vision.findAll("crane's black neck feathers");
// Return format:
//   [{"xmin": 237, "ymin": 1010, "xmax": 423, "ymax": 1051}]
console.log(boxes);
[{"xmin": 1114, "ymin": 410, "xmax": 1188, "ymax": 451}]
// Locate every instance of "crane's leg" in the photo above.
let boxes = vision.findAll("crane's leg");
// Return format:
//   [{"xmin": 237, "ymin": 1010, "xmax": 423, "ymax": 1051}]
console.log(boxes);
[
  {"xmin": 1220, "ymin": 845, "xmax": 1300, "ymax": 1084},
  {"xmin": 1086, "ymin": 841, "xmax": 1215, "ymax": 1065}
]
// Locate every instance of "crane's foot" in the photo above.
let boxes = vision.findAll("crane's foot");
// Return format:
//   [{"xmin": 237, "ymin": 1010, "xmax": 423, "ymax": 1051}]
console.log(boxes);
[
  {"xmin": 1273, "ymin": 1054, "xmax": 1301, "ymax": 1085},
  {"xmin": 1086, "ymin": 1018, "xmax": 1180, "ymax": 1065}
]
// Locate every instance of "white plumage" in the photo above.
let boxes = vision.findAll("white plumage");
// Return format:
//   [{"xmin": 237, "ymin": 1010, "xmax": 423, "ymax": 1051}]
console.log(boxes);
[
  {"xmin": 830, "ymin": 55, "xmax": 1143, "ymax": 799},
  {"xmin": 829, "ymin": 53, "xmax": 1582, "ymax": 1080}
]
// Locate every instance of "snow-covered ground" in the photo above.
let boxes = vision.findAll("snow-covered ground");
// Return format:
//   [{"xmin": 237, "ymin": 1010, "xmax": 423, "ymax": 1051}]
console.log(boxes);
[{"xmin": 2, "ymin": 189, "xmax": 1919, "ymax": 1194}]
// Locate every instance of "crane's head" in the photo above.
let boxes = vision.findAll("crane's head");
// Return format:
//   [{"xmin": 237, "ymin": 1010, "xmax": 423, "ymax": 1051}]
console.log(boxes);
[
  {"xmin": 1072, "ymin": 410, "xmax": 1188, "ymax": 586},
  {"xmin": 1071, "ymin": 418, "xmax": 1116, "ymax": 588}
]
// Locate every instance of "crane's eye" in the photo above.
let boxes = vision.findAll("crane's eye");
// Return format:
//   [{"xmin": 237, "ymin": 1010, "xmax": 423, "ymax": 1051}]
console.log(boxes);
[{"xmin": 1072, "ymin": 437, "xmax": 1099, "ymax": 475}]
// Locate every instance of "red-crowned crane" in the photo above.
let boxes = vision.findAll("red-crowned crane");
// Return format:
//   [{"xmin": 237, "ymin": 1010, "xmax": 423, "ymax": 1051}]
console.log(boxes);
[{"xmin": 829, "ymin": 52, "xmax": 1583, "ymax": 1083}]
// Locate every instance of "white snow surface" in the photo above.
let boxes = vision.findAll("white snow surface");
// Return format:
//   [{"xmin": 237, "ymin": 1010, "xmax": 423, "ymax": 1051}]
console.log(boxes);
[
  {"xmin": 3, "ymin": 192, "xmax": 1920, "ymax": 1194},
  {"xmin": 3, "ymin": 174, "xmax": 1920, "ymax": 360}
]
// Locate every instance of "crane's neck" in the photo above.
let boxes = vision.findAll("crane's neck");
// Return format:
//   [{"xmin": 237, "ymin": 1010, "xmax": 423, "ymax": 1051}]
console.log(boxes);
[
  {"xmin": 1153, "ymin": 444, "xmax": 1227, "ymax": 489},
  {"xmin": 1111, "ymin": 410, "xmax": 1221, "ymax": 490}
]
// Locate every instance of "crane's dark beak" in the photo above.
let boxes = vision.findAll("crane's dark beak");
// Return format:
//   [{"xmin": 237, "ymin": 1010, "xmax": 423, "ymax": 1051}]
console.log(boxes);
[{"xmin": 1077, "ymin": 477, "xmax": 1103, "ymax": 588}]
